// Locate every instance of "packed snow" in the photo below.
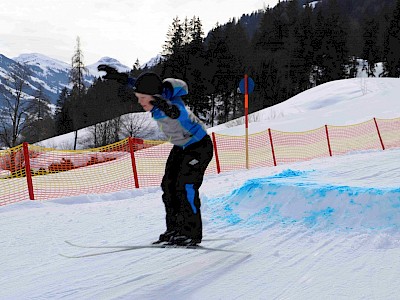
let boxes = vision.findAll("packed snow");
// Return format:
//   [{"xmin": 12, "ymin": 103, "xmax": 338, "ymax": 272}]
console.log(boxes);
[{"xmin": 1, "ymin": 77, "xmax": 400, "ymax": 299}]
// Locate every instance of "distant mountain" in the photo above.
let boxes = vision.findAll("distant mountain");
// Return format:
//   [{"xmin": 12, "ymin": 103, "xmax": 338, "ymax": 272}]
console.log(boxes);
[
  {"xmin": 0, "ymin": 53, "xmax": 131, "ymax": 105},
  {"xmin": 1, "ymin": 53, "xmax": 63, "ymax": 104},
  {"xmin": 87, "ymin": 56, "xmax": 131, "ymax": 77},
  {"xmin": 12, "ymin": 53, "xmax": 74, "ymax": 103},
  {"xmin": 140, "ymin": 54, "xmax": 163, "ymax": 69},
  {"xmin": 14, "ymin": 53, "xmax": 70, "ymax": 73}
]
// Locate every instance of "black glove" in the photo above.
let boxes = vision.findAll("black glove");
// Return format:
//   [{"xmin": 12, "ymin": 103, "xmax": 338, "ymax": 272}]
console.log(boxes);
[
  {"xmin": 150, "ymin": 95, "xmax": 180, "ymax": 119},
  {"xmin": 97, "ymin": 64, "xmax": 128, "ymax": 84}
]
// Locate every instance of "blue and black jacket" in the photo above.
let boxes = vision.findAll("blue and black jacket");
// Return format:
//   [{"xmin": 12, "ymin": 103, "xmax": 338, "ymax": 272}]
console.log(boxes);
[{"xmin": 150, "ymin": 78, "xmax": 207, "ymax": 149}]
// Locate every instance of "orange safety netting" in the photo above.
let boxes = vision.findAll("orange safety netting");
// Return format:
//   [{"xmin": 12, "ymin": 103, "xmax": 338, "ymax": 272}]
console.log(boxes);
[
  {"xmin": 270, "ymin": 127, "xmax": 329, "ymax": 165},
  {"xmin": 1, "ymin": 117, "xmax": 399, "ymax": 205},
  {"xmin": 328, "ymin": 119, "xmax": 383, "ymax": 155},
  {"xmin": 376, "ymin": 117, "xmax": 400, "ymax": 149},
  {"xmin": 0, "ymin": 144, "xmax": 30, "ymax": 205}
]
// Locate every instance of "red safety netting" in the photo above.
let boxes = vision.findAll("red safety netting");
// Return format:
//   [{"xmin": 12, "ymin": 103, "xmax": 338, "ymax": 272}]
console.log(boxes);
[
  {"xmin": 211, "ymin": 133, "xmax": 246, "ymax": 172},
  {"xmin": 328, "ymin": 119, "xmax": 384, "ymax": 155},
  {"xmin": 1, "ymin": 117, "xmax": 399, "ymax": 205},
  {"xmin": 27, "ymin": 139, "xmax": 135, "ymax": 201},
  {"xmin": 270, "ymin": 126, "xmax": 330, "ymax": 165},
  {"xmin": 0, "ymin": 144, "xmax": 30, "ymax": 205},
  {"xmin": 376, "ymin": 117, "xmax": 400, "ymax": 149}
]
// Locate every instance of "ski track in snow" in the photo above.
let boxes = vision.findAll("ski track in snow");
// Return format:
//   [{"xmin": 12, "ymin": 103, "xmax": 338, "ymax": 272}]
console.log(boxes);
[
  {"xmin": 2, "ymin": 78, "xmax": 400, "ymax": 299},
  {"xmin": 2, "ymin": 149, "xmax": 400, "ymax": 299}
]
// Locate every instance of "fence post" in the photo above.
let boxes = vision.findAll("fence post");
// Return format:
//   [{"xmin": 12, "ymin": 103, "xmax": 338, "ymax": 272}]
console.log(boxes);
[
  {"xmin": 268, "ymin": 129, "xmax": 277, "ymax": 166},
  {"xmin": 244, "ymin": 74, "xmax": 249, "ymax": 169},
  {"xmin": 325, "ymin": 125, "xmax": 333, "ymax": 156},
  {"xmin": 211, "ymin": 132, "xmax": 221, "ymax": 174},
  {"xmin": 373, "ymin": 118, "xmax": 385, "ymax": 150},
  {"xmin": 22, "ymin": 142, "xmax": 35, "ymax": 200},
  {"xmin": 128, "ymin": 137, "xmax": 140, "ymax": 188}
]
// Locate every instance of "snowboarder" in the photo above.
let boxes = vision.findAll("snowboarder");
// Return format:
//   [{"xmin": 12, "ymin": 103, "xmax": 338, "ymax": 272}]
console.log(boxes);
[{"xmin": 98, "ymin": 65, "xmax": 213, "ymax": 246}]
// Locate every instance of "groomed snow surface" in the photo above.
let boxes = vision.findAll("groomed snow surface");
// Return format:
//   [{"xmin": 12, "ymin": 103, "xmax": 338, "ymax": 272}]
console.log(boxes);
[{"xmin": 2, "ymin": 78, "xmax": 400, "ymax": 299}]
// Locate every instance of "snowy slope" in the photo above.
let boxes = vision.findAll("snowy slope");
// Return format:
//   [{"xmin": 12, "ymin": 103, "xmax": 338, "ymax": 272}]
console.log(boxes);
[
  {"xmin": 1, "ymin": 78, "xmax": 400, "ymax": 299},
  {"xmin": 212, "ymin": 76, "xmax": 400, "ymax": 134},
  {"xmin": 14, "ymin": 53, "xmax": 71, "ymax": 75}
]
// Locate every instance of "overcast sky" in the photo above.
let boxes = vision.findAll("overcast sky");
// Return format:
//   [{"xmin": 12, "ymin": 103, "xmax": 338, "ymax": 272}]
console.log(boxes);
[{"xmin": 0, "ymin": 0, "xmax": 279, "ymax": 67}]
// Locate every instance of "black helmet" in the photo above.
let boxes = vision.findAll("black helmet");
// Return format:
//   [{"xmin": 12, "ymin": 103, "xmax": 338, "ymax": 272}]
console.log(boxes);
[{"xmin": 133, "ymin": 72, "xmax": 163, "ymax": 95}]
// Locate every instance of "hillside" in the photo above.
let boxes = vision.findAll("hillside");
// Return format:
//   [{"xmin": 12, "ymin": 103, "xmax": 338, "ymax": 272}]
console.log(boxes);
[
  {"xmin": 37, "ymin": 74, "xmax": 400, "ymax": 150},
  {"xmin": 0, "ymin": 53, "xmax": 130, "ymax": 104},
  {"xmin": 213, "ymin": 76, "xmax": 399, "ymax": 134},
  {"xmin": 1, "ymin": 77, "xmax": 400, "ymax": 299}
]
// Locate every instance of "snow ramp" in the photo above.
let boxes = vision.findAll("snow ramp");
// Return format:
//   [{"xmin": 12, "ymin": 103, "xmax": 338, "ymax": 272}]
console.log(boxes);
[{"xmin": 205, "ymin": 169, "xmax": 400, "ymax": 231}]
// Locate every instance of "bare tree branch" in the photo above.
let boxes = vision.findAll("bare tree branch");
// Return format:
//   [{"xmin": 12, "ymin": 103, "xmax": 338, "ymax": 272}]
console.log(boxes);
[{"xmin": 0, "ymin": 63, "xmax": 33, "ymax": 147}]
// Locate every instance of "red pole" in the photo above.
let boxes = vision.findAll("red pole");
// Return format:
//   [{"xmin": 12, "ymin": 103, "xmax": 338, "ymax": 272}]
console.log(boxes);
[
  {"xmin": 211, "ymin": 132, "xmax": 221, "ymax": 174},
  {"xmin": 244, "ymin": 74, "xmax": 249, "ymax": 169},
  {"xmin": 22, "ymin": 142, "xmax": 35, "ymax": 200},
  {"xmin": 128, "ymin": 137, "xmax": 140, "ymax": 188},
  {"xmin": 268, "ymin": 129, "xmax": 277, "ymax": 166},
  {"xmin": 373, "ymin": 118, "xmax": 385, "ymax": 150},
  {"xmin": 325, "ymin": 125, "xmax": 333, "ymax": 156}
]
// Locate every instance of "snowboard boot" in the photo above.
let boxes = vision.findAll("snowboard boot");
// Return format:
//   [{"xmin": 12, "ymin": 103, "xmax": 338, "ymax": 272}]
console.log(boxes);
[
  {"xmin": 152, "ymin": 230, "xmax": 177, "ymax": 244},
  {"xmin": 170, "ymin": 234, "xmax": 201, "ymax": 246}
]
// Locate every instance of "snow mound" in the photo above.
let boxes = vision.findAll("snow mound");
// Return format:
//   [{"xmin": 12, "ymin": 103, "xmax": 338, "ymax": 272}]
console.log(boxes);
[{"xmin": 206, "ymin": 169, "xmax": 400, "ymax": 231}]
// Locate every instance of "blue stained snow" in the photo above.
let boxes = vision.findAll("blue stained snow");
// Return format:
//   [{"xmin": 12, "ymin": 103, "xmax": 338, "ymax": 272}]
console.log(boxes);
[
  {"xmin": 303, "ymin": 207, "xmax": 335, "ymax": 226},
  {"xmin": 206, "ymin": 169, "xmax": 400, "ymax": 232},
  {"xmin": 270, "ymin": 169, "xmax": 310, "ymax": 178}
]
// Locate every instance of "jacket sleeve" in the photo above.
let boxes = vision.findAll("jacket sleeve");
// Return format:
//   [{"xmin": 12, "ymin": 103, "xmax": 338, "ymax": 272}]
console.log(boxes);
[{"xmin": 151, "ymin": 95, "xmax": 180, "ymax": 119}]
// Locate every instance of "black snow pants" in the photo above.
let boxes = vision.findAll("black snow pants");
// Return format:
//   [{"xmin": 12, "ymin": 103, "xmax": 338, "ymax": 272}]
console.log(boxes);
[{"xmin": 161, "ymin": 135, "xmax": 214, "ymax": 241}]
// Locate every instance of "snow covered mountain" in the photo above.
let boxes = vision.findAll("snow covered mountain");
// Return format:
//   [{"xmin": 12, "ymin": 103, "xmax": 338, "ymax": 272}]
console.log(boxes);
[
  {"xmin": 140, "ymin": 54, "xmax": 163, "ymax": 69},
  {"xmin": 87, "ymin": 56, "xmax": 132, "ymax": 77},
  {"xmin": 0, "ymin": 53, "xmax": 131, "ymax": 105},
  {"xmin": 11, "ymin": 53, "xmax": 76, "ymax": 103},
  {"xmin": 0, "ymin": 53, "xmax": 62, "ymax": 104},
  {"xmin": 14, "ymin": 53, "xmax": 71, "ymax": 74}
]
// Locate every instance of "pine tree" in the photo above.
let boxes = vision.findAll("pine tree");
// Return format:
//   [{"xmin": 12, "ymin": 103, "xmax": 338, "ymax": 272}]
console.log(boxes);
[
  {"xmin": 189, "ymin": 16, "xmax": 204, "ymax": 45},
  {"xmin": 280, "ymin": 0, "xmax": 303, "ymax": 99},
  {"xmin": 23, "ymin": 86, "xmax": 55, "ymax": 143},
  {"xmin": 252, "ymin": 7, "xmax": 282, "ymax": 52},
  {"xmin": 225, "ymin": 19, "xmax": 248, "ymax": 118},
  {"xmin": 206, "ymin": 23, "xmax": 237, "ymax": 123},
  {"xmin": 205, "ymin": 24, "xmax": 224, "ymax": 126},
  {"xmin": 185, "ymin": 16, "xmax": 209, "ymax": 120},
  {"xmin": 312, "ymin": 0, "xmax": 349, "ymax": 84},
  {"xmin": 383, "ymin": 0, "xmax": 400, "ymax": 77},
  {"xmin": 133, "ymin": 59, "xmax": 141, "ymax": 72},
  {"xmin": 55, "ymin": 87, "xmax": 73, "ymax": 135},
  {"xmin": 289, "ymin": 2, "xmax": 314, "ymax": 92},
  {"xmin": 362, "ymin": 17, "xmax": 380, "ymax": 76},
  {"xmin": 162, "ymin": 17, "xmax": 186, "ymax": 78},
  {"xmin": 163, "ymin": 17, "xmax": 184, "ymax": 56},
  {"xmin": 69, "ymin": 36, "xmax": 88, "ymax": 149}
]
